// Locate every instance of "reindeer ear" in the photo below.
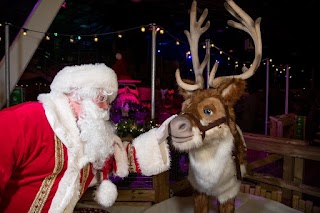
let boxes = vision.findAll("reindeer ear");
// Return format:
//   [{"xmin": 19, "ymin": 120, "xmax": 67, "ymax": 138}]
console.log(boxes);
[{"xmin": 220, "ymin": 79, "xmax": 246, "ymax": 106}]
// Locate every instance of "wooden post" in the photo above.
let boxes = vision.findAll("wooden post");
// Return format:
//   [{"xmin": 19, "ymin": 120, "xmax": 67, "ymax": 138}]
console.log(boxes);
[
  {"xmin": 276, "ymin": 191, "xmax": 282, "ymax": 203},
  {"xmin": 299, "ymin": 199, "xmax": 306, "ymax": 212},
  {"xmin": 283, "ymin": 156, "xmax": 294, "ymax": 205},
  {"xmin": 294, "ymin": 158, "xmax": 304, "ymax": 198},
  {"xmin": 153, "ymin": 171, "xmax": 170, "ymax": 203},
  {"xmin": 255, "ymin": 185, "xmax": 261, "ymax": 196},
  {"xmin": 292, "ymin": 195, "xmax": 299, "ymax": 209},
  {"xmin": 306, "ymin": 200, "xmax": 313, "ymax": 213}
]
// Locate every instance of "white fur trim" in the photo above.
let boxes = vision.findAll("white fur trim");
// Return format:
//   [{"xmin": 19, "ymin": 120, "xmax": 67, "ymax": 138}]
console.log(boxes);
[
  {"xmin": 50, "ymin": 63, "xmax": 118, "ymax": 102},
  {"xmin": 38, "ymin": 92, "xmax": 81, "ymax": 151},
  {"xmin": 94, "ymin": 180, "xmax": 118, "ymax": 208},
  {"xmin": 39, "ymin": 93, "xmax": 87, "ymax": 213},
  {"xmin": 48, "ymin": 169, "xmax": 81, "ymax": 213},
  {"xmin": 113, "ymin": 139, "xmax": 129, "ymax": 177},
  {"xmin": 132, "ymin": 128, "xmax": 170, "ymax": 176}
]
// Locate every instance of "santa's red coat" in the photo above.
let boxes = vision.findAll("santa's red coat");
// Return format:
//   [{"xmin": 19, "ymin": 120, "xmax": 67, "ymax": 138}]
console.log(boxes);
[{"xmin": 0, "ymin": 102, "xmax": 170, "ymax": 212}]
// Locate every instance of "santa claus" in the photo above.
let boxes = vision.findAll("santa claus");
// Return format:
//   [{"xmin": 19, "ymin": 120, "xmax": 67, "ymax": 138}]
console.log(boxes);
[{"xmin": 0, "ymin": 63, "xmax": 176, "ymax": 212}]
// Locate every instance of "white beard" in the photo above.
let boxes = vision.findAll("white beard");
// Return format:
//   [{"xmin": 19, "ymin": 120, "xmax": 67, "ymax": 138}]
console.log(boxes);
[{"xmin": 77, "ymin": 99, "xmax": 116, "ymax": 170}]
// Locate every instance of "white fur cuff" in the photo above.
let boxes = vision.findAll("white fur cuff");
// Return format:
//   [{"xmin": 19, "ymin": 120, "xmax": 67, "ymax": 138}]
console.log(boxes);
[{"xmin": 132, "ymin": 128, "xmax": 170, "ymax": 176}]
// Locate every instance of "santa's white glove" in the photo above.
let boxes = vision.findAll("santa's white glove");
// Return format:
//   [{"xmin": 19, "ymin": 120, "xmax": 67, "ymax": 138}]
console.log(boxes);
[
  {"xmin": 113, "ymin": 136, "xmax": 129, "ymax": 177},
  {"xmin": 156, "ymin": 114, "xmax": 177, "ymax": 144}
]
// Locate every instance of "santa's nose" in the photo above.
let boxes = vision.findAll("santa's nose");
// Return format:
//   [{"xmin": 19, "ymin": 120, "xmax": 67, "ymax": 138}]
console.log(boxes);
[{"xmin": 96, "ymin": 101, "xmax": 109, "ymax": 110}]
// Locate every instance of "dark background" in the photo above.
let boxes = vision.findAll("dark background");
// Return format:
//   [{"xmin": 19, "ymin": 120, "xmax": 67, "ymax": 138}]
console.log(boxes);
[{"xmin": 1, "ymin": 0, "xmax": 319, "ymax": 128}]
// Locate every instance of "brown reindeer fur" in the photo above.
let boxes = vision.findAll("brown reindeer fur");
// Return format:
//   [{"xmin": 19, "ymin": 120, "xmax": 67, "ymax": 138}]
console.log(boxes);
[
  {"xmin": 217, "ymin": 79, "xmax": 247, "ymax": 166},
  {"xmin": 218, "ymin": 198, "xmax": 236, "ymax": 213},
  {"xmin": 173, "ymin": 78, "xmax": 248, "ymax": 212},
  {"xmin": 193, "ymin": 191, "xmax": 210, "ymax": 213},
  {"xmin": 178, "ymin": 78, "xmax": 247, "ymax": 166}
]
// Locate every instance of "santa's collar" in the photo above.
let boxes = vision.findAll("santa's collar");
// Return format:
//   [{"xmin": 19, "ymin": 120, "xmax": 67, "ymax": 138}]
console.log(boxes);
[
  {"xmin": 38, "ymin": 93, "xmax": 79, "ymax": 147},
  {"xmin": 38, "ymin": 92, "xmax": 89, "ymax": 212}
]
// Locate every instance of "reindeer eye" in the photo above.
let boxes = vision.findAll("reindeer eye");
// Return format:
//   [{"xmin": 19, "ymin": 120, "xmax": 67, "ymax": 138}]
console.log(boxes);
[{"xmin": 203, "ymin": 108, "xmax": 213, "ymax": 115}]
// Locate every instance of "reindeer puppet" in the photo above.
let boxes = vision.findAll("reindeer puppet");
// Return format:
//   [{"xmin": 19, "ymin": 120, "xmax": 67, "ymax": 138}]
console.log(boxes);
[{"xmin": 169, "ymin": 0, "xmax": 262, "ymax": 212}]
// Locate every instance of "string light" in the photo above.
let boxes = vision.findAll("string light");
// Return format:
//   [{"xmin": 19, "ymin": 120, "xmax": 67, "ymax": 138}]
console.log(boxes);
[
  {"xmin": 5, "ymin": 22, "xmax": 296, "ymax": 77},
  {"xmin": 11, "ymin": 22, "xmax": 235, "ymax": 66},
  {"xmin": 22, "ymin": 29, "xmax": 27, "ymax": 36}
]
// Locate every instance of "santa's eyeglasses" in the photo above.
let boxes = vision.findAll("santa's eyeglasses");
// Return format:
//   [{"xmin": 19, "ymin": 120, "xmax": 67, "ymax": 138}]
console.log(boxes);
[
  {"xmin": 94, "ymin": 95, "xmax": 108, "ymax": 103},
  {"xmin": 94, "ymin": 90, "xmax": 114, "ymax": 103},
  {"xmin": 68, "ymin": 88, "xmax": 113, "ymax": 104}
]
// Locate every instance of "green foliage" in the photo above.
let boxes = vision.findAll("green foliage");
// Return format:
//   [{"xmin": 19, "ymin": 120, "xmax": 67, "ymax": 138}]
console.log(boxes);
[{"xmin": 115, "ymin": 119, "xmax": 159, "ymax": 138}]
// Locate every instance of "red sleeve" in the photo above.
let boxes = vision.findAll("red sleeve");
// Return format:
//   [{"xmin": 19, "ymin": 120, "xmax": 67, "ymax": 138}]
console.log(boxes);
[
  {"xmin": 0, "ymin": 102, "xmax": 52, "ymax": 205},
  {"xmin": 0, "ymin": 105, "xmax": 26, "ymax": 201}
]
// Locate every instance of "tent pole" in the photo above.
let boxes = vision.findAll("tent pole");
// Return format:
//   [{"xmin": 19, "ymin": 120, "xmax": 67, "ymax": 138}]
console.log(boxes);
[
  {"xmin": 205, "ymin": 39, "xmax": 210, "ymax": 89},
  {"xmin": 151, "ymin": 23, "xmax": 156, "ymax": 120},
  {"xmin": 265, "ymin": 59, "xmax": 269, "ymax": 135},
  {"xmin": 285, "ymin": 64, "xmax": 289, "ymax": 114},
  {"xmin": 5, "ymin": 23, "xmax": 10, "ymax": 108}
]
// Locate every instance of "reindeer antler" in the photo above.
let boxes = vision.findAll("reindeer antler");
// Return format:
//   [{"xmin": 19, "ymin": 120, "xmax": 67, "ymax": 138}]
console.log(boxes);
[
  {"xmin": 209, "ymin": 0, "xmax": 262, "ymax": 88},
  {"xmin": 175, "ymin": 0, "xmax": 211, "ymax": 91}
]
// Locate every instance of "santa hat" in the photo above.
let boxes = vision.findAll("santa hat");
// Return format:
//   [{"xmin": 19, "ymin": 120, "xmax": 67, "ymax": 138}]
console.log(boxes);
[
  {"xmin": 50, "ymin": 63, "xmax": 118, "ymax": 102},
  {"xmin": 94, "ymin": 179, "xmax": 118, "ymax": 208}
]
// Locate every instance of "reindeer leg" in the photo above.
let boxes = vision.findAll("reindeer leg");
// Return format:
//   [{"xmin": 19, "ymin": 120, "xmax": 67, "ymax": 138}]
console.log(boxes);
[
  {"xmin": 218, "ymin": 198, "xmax": 235, "ymax": 213},
  {"xmin": 193, "ymin": 190, "xmax": 210, "ymax": 213}
]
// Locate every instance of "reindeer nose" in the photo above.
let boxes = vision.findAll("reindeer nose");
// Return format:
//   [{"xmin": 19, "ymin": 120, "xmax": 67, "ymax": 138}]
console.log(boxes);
[{"xmin": 169, "ymin": 116, "xmax": 192, "ymax": 137}]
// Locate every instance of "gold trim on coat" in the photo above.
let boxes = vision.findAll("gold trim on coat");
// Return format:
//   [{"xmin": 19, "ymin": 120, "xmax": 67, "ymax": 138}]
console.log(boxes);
[{"xmin": 28, "ymin": 135, "xmax": 64, "ymax": 213}]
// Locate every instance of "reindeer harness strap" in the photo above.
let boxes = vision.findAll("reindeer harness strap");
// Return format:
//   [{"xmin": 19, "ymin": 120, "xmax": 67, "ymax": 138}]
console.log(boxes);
[
  {"xmin": 182, "ymin": 113, "xmax": 227, "ymax": 140},
  {"xmin": 224, "ymin": 105, "xmax": 242, "ymax": 180},
  {"xmin": 233, "ymin": 130, "xmax": 243, "ymax": 180}
]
